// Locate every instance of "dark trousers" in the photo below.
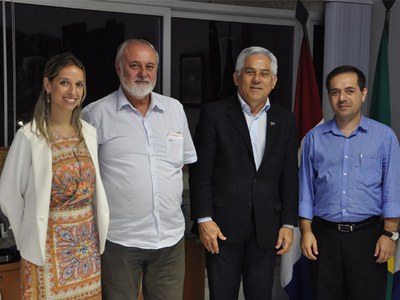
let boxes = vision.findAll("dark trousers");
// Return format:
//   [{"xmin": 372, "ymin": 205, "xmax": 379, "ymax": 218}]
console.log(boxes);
[
  {"xmin": 310, "ymin": 218, "xmax": 387, "ymax": 300},
  {"xmin": 101, "ymin": 238, "xmax": 185, "ymax": 300},
  {"xmin": 206, "ymin": 219, "xmax": 276, "ymax": 300}
]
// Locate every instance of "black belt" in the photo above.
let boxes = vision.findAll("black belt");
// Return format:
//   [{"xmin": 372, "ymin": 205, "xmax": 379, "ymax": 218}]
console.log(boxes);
[{"xmin": 314, "ymin": 216, "xmax": 381, "ymax": 233}]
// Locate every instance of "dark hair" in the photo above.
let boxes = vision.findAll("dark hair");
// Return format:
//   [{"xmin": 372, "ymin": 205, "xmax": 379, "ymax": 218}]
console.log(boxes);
[
  {"xmin": 325, "ymin": 65, "xmax": 366, "ymax": 92},
  {"xmin": 33, "ymin": 52, "xmax": 86, "ymax": 143}
]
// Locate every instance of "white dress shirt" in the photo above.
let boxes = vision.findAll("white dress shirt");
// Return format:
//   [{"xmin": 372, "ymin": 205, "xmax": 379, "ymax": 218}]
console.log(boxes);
[{"xmin": 82, "ymin": 88, "xmax": 197, "ymax": 249}]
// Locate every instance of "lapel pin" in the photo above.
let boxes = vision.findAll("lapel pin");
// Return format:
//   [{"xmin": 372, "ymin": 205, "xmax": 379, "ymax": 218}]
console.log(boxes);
[{"xmin": 270, "ymin": 121, "xmax": 275, "ymax": 126}]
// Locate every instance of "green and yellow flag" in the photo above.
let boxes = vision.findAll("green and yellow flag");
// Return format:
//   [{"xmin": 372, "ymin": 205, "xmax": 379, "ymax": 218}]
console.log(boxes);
[
  {"xmin": 369, "ymin": 1, "xmax": 394, "ymax": 126},
  {"xmin": 368, "ymin": 1, "xmax": 397, "ymax": 299}
]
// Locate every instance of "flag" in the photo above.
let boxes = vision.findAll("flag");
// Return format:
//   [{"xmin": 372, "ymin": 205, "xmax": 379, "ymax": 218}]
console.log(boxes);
[
  {"xmin": 280, "ymin": 2, "xmax": 323, "ymax": 299},
  {"xmin": 369, "ymin": 1, "xmax": 392, "ymax": 126},
  {"xmin": 392, "ymin": 243, "xmax": 400, "ymax": 299},
  {"xmin": 388, "ymin": 237, "xmax": 400, "ymax": 300},
  {"xmin": 368, "ymin": 1, "xmax": 397, "ymax": 299},
  {"xmin": 293, "ymin": 3, "xmax": 323, "ymax": 141},
  {"xmin": 280, "ymin": 227, "xmax": 312, "ymax": 300}
]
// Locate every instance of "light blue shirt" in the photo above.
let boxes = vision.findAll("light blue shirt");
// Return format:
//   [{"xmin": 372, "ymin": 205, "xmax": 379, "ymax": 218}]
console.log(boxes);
[
  {"xmin": 82, "ymin": 88, "xmax": 197, "ymax": 249},
  {"xmin": 299, "ymin": 116, "xmax": 400, "ymax": 223},
  {"xmin": 238, "ymin": 93, "xmax": 270, "ymax": 170}
]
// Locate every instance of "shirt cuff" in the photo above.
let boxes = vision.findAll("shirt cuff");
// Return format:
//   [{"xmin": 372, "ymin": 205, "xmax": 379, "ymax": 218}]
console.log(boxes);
[
  {"xmin": 198, "ymin": 217, "xmax": 212, "ymax": 223},
  {"xmin": 282, "ymin": 224, "xmax": 294, "ymax": 229}
]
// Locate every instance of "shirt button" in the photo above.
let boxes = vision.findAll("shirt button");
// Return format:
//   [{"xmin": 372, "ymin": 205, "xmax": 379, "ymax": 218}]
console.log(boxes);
[
  {"xmin": 343, "ymin": 172, "xmax": 347, "ymax": 176},
  {"xmin": 248, "ymin": 202, "xmax": 253, "ymax": 207},
  {"xmin": 342, "ymin": 191, "xmax": 346, "ymax": 194},
  {"xmin": 345, "ymin": 155, "xmax": 348, "ymax": 159}
]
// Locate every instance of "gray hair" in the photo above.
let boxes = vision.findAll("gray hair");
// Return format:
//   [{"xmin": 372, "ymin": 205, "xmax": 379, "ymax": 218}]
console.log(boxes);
[
  {"xmin": 235, "ymin": 46, "xmax": 278, "ymax": 76},
  {"xmin": 115, "ymin": 39, "xmax": 159, "ymax": 65}
]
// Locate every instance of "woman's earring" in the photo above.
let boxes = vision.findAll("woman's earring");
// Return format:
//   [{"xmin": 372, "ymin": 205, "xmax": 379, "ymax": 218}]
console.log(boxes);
[{"xmin": 47, "ymin": 93, "xmax": 51, "ymax": 104}]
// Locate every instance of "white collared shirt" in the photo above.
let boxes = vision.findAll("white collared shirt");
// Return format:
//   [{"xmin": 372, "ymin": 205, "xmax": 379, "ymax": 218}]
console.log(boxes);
[{"xmin": 82, "ymin": 88, "xmax": 197, "ymax": 249}]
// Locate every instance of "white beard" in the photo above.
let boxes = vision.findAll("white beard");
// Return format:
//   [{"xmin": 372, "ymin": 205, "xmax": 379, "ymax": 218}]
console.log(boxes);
[{"xmin": 121, "ymin": 80, "xmax": 154, "ymax": 100}]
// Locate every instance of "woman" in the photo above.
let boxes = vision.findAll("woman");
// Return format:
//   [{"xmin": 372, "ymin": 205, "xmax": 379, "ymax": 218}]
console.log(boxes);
[{"xmin": 0, "ymin": 53, "xmax": 109, "ymax": 299}]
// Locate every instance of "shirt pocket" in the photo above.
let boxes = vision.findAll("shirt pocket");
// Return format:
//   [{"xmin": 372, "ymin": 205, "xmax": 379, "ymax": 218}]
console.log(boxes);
[
  {"xmin": 356, "ymin": 155, "xmax": 382, "ymax": 187},
  {"xmin": 166, "ymin": 132, "xmax": 183, "ymax": 166}
]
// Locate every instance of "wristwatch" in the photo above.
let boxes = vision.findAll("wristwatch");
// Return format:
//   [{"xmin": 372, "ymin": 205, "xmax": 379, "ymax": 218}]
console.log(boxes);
[{"xmin": 382, "ymin": 230, "xmax": 400, "ymax": 241}]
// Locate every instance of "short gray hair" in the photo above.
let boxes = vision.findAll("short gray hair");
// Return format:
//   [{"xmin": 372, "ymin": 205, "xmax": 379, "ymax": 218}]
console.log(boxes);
[
  {"xmin": 115, "ymin": 39, "xmax": 159, "ymax": 65},
  {"xmin": 235, "ymin": 46, "xmax": 278, "ymax": 76}
]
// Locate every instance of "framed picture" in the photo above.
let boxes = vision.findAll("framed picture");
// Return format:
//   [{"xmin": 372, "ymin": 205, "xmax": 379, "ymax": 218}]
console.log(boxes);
[{"xmin": 180, "ymin": 54, "xmax": 204, "ymax": 104}]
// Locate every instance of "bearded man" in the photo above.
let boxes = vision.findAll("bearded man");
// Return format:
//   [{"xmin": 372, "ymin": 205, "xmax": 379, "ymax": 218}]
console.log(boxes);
[{"xmin": 82, "ymin": 39, "xmax": 197, "ymax": 300}]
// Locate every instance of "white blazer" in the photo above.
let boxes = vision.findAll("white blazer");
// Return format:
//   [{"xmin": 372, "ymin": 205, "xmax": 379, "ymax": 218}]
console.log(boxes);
[{"xmin": 0, "ymin": 120, "xmax": 109, "ymax": 266}]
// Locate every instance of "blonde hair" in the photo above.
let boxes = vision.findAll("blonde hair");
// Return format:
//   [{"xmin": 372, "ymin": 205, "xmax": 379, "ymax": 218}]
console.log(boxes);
[{"xmin": 32, "ymin": 52, "xmax": 87, "ymax": 144}]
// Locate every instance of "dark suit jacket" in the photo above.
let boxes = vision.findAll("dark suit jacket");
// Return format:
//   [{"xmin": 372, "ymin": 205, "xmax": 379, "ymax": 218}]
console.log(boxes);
[{"xmin": 189, "ymin": 96, "xmax": 299, "ymax": 249}]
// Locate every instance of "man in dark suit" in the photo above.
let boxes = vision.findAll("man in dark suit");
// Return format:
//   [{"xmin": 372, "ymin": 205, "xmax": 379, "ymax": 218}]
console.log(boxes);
[{"xmin": 189, "ymin": 46, "xmax": 299, "ymax": 300}]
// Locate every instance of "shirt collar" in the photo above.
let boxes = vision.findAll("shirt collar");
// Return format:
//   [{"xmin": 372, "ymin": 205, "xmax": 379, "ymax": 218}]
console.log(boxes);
[
  {"xmin": 116, "ymin": 87, "xmax": 164, "ymax": 113},
  {"xmin": 358, "ymin": 115, "xmax": 368, "ymax": 131},
  {"xmin": 237, "ymin": 92, "xmax": 270, "ymax": 117},
  {"xmin": 324, "ymin": 114, "xmax": 368, "ymax": 135}
]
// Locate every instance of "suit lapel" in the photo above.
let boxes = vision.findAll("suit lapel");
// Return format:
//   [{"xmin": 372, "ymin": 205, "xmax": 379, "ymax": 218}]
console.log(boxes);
[
  {"xmin": 226, "ymin": 96, "xmax": 253, "ymax": 154},
  {"xmin": 261, "ymin": 105, "xmax": 278, "ymax": 166}
]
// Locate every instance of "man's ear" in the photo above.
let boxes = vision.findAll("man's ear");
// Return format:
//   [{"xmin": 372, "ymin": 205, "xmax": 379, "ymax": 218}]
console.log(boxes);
[
  {"xmin": 361, "ymin": 88, "xmax": 368, "ymax": 102},
  {"xmin": 272, "ymin": 75, "xmax": 278, "ymax": 89},
  {"xmin": 115, "ymin": 62, "xmax": 121, "ymax": 77},
  {"xmin": 233, "ymin": 72, "xmax": 239, "ymax": 86}
]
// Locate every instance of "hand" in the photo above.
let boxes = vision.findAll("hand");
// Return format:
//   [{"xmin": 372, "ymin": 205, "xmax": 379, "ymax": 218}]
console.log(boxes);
[
  {"xmin": 299, "ymin": 218, "xmax": 318, "ymax": 260},
  {"xmin": 374, "ymin": 235, "xmax": 396, "ymax": 263},
  {"xmin": 198, "ymin": 220, "xmax": 227, "ymax": 254},
  {"xmin": 300, "ymin": 230, "xmax": 319, "ymax": 260},
  {"xmin": 275, "ymin": 227, "xmax": 293, "ymax": 255}
]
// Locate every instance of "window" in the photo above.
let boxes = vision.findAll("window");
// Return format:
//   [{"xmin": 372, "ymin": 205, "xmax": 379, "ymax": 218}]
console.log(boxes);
[
  {"xmin": 1, "ymin": 1, "xmax": 320, "ymax": 146},
  {"xmin": 172, "ymin": 18, "xmax": 294, "ymax": 108},
  {"xmin": 2, "ymin": 2, "xmax": 161, "ymax": 145}
]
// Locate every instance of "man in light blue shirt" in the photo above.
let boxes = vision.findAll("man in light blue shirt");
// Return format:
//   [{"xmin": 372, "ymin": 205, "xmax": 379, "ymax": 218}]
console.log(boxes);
[
  {"xmin": 299, "ymin": 65, "xmax": 400, "ymax": 300},
  {"xmin": 82, "ymin": 39, "xmax": 197, "ymax": 300}
]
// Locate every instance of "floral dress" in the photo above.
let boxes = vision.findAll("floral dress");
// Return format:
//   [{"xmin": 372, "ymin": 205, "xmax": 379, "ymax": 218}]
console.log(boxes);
[{"xmin": 21, "ymin": 137, "xmax": 101, "ymax": 299}]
